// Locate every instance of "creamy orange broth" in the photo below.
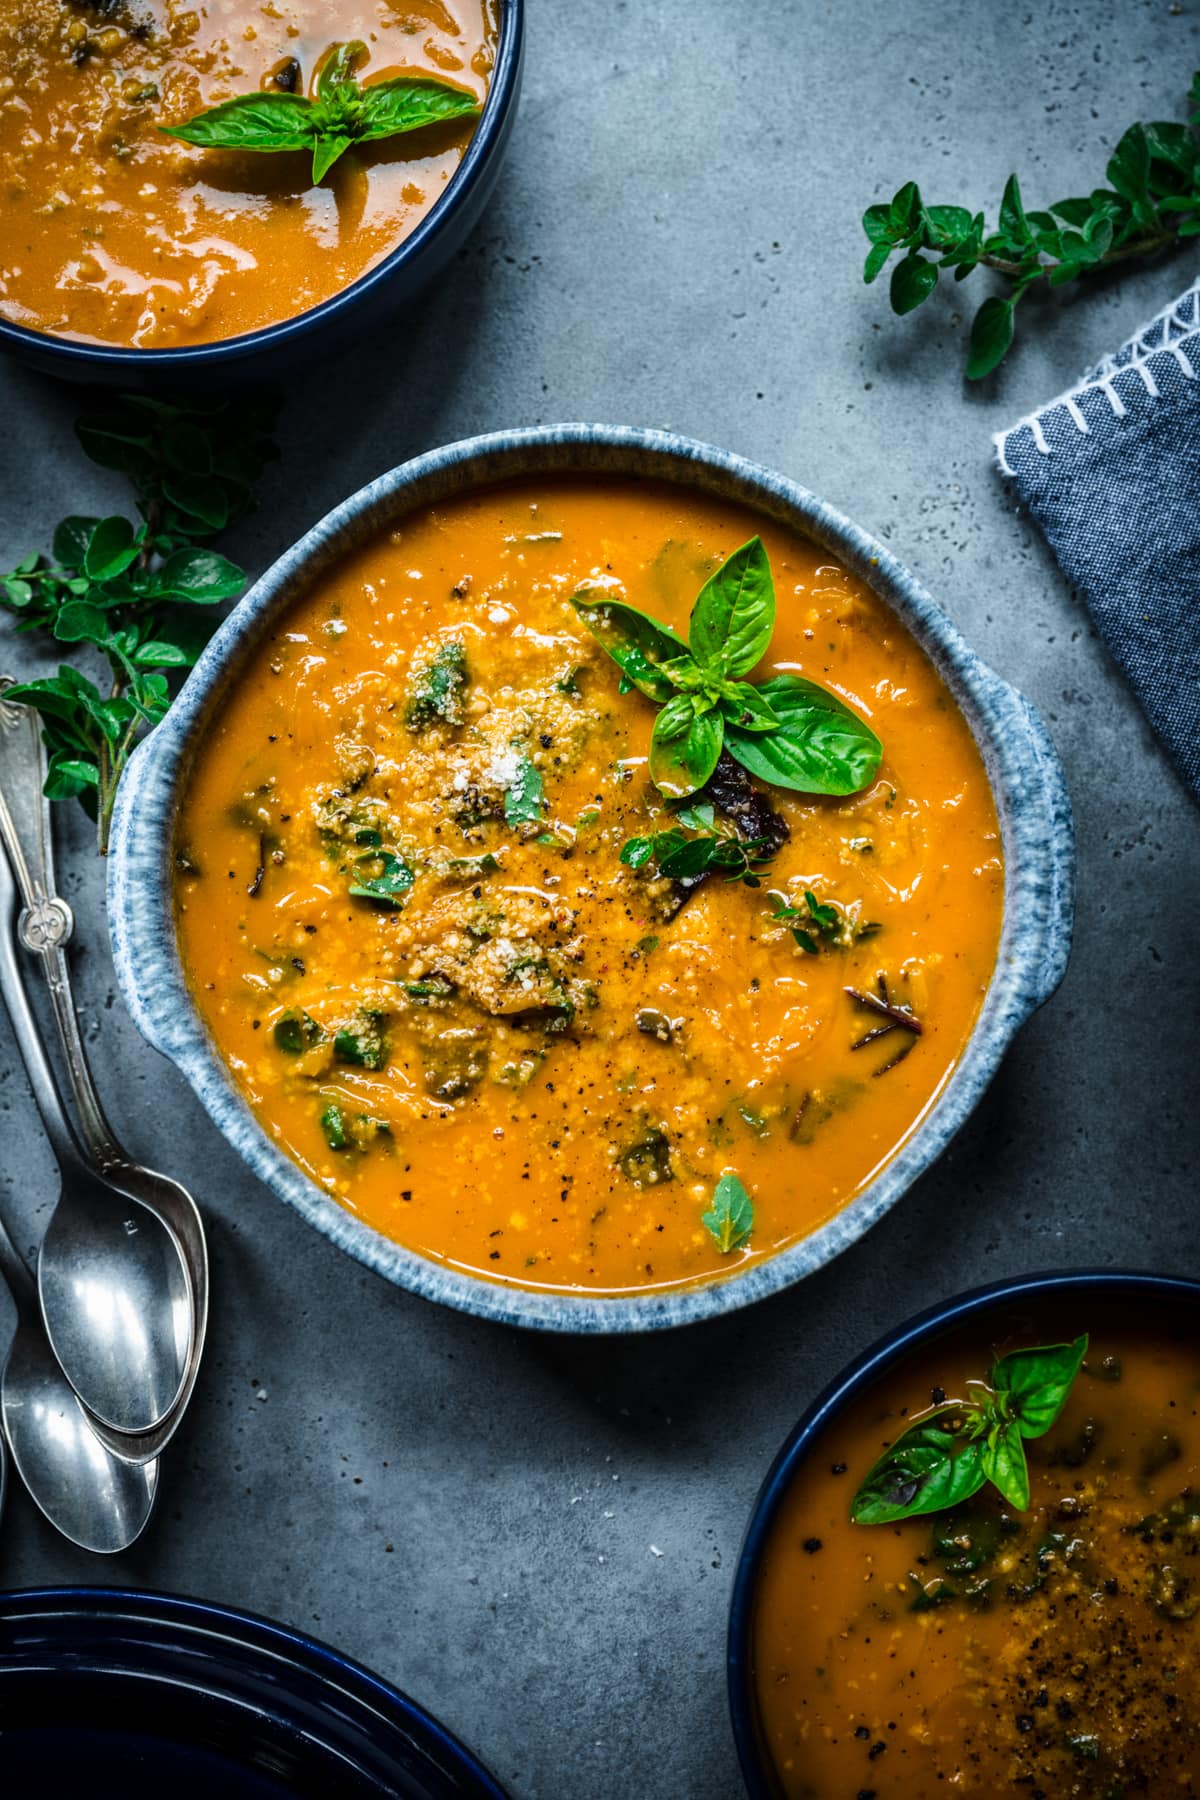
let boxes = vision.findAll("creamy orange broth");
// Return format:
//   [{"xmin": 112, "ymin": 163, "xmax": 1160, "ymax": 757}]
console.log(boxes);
[
  {"xmin": 752, "ymin": 1312, "xmax": 1200, "ymax": 1797},
  {"xmin": 0, "ymin": 0, "xmax": 495, "ymax": 348},
  {"xmin": 173, "ymin": 479, "xmax": 1003, "ymax": 1296}
]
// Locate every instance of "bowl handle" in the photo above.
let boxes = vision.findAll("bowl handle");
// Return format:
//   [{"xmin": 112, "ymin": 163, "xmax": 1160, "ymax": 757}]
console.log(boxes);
[
  {"xmin": 105, "ymin": 729, "xmax": 179, "ymax": 1062},
  {"xmin": 1001, "ymin": 689, "xmax": 1075, "ymax": 1017}
]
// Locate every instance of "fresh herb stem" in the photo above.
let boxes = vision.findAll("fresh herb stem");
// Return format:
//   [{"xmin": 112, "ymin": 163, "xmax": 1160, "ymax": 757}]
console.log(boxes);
[
  {"xmin": 0, "ymin": 394, "xmax": 276, "ymax": 852},
  {"xmin": 621, "ymin": 825, "xmax": 776, "ymax": 888},
  {"xmin": 863, "ymin": 73, "xmax": 1200, "ymax": 377}
]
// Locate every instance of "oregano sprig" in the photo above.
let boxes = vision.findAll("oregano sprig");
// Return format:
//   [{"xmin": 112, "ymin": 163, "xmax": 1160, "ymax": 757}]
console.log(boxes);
[
  {"xmin": 863, "ymin": 73, "xmax": 1200, "ymax": 378},
  {"xmin": 571, "ymin": 538, "xmax": 881, "ymax": 801},
  {"xmin": 621, "ymin": 825, "xmax": 776, "ymax": 888},
  {"xmin": 850, "ymin": 1335, "xmax": 1089, "ymax": 1524},
  {"xmin": 0, "ymin": 394, "xmax": 276, "ymax": 852},
  {"xmin": 163, "ymin": 40, "xmax": 480, "ymax": 185}
]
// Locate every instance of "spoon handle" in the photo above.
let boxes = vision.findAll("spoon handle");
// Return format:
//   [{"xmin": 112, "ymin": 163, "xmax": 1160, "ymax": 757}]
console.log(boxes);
[
  {"xmin": 0, "ymin": 780, "xmax": 87, "ymax": 1176},
  {"xmin": 0, "ymin": 682, "xmax": 120, "ymax": 1167},
  {"xmin": 0, "ymin": 1207, "xmax": 35, "ymax": 1316}
]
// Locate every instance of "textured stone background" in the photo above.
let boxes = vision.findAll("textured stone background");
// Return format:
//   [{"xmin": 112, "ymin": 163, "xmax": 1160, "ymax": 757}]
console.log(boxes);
[{"xmin": 1, "ymin": 2, "xmax": 1198, "ymax": 1793}]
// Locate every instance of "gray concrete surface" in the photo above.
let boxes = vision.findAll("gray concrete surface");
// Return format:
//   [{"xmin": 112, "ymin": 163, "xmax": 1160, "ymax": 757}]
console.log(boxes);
[{"xmin": 1, "ymin": 2, "xmax": 1198, "ymax": 1793}]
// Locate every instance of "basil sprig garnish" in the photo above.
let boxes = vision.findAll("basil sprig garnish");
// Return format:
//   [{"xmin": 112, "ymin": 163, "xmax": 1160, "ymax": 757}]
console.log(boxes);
[
  {"xmin": 850, "ymin": 1335, "xmax": 1088, "ymax": 1524},
  {"xmin": 162, "ymin": 41, "xmax": 480, "ymax": 185},
  {"xmin": 572, "ymin": 538, "xmax": 881, "ymax": 800}
]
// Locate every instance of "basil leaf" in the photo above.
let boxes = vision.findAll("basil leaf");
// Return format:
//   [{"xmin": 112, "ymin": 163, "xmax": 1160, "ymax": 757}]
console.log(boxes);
[
  {"xmin": 84, "ymin": 517, "xmax": 139, "ymax": 582},
  {"xmin": 992, "ymin": 1335, "xmax": 1088, "ymax": 1439},
  {"xmin": 53, "ymin": 516, "xmax": 98, "ymax": 570},
  {"xmin": 317, "ymin": 40, "xmax": 365, "ymax": 102},
  {"xmin": 53, "ymin": 601, "xmax": 110, "ymax": 644},
  {"xmin": 998, "ymin": 172, "xmax": 1034, "ymax": 248},
  {"xmin": 333, "ymin": 1012, "xmax": 388, "ymax": 1070},
  {"xmin": 274, "ymin": 1010, "xmax": 323, "ymax": 1054},
  {"xmin": 648, "ymin": 696, "xmax": 723, "ymax": 798},
  {"xmin": 850, "ymin": 1411, "xmax": 988, "ymax": 1524},
  {"xmin": 504, "ymin": 755, "xmax": 544, "ymax": 825},
  {"xmin": 890, "ymin": 252, "xmax": 938, "ymax": 315},
  {"xmin": 320, "ymin": 1103, "xmax": 350, "ymax": 1151},
  {"xmin": 355, "ymin": 76, "xmax": 480, "ymax": 144},
  {"xmin": 619, "ymin": 836, "xmax": 655, "ymax": 870},
  {"xmin": 571, "ymin": 592, "xmax": 691, "ymax": 702},
  {"xmin": 154, "ymin": 548, "xmax": 246, "ymax": 603},
  {"xmin": 44, "ymin": 752, "xmax": 100, "ymax": 799},
  {"xmin": 133, "ymin": 639, "xmax": 196, "ymax": 668},
  {"xmin": 671, "ymin": 799, "xmax": 716, "ymax": 831},
  {"xmin": 688, "ymin": 537, "xmax": 775, "ymax": 678},
  {"xmin": 348, "ymin": 850, "xmax": 413, "ymax": 903},
  {"xmin": 645, "ymin": 827, "xmax": 707, "ymax": 878},
  {"xmin": 163, "ymin": 472, "xmax": 229, "ymax": 531},
  {"xmin": 980, "ymin": 1420, "xmax": 1030, "ymax": 1511},
  {"xmin": 701, "ymin": 1171, "xmax": 753, "ymax": 1253},
  {"xmin": 312, "ymin": 134, "xmax": 355, "ymax": 183},
  {"xmin": 723, "ymin": 673, "xmax": 881, "ymax": 795},
  {"xmin": 966, "ymin": 294, "xmax": 1015, "ymax": 380},
  {"xmin": 161, "ymin": 92, "xmax": 317, "ymax": 156},
  {"xmin": 1107, "ymin": 123, "xmax": 1152, "ymax": 211},
  {"xmin": 718, "ymin": 681, "xmax": 779, "ymax": 733}
]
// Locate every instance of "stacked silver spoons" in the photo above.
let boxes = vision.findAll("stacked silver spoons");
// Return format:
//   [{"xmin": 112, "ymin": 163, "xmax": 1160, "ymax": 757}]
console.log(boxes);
[{"xmin": 0, "ymin": 680, "xmax": 208, "ymax": 1545}]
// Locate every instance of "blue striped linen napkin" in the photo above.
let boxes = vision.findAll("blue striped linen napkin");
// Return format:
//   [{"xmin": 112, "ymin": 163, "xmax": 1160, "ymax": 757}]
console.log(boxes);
[{"xmin": 995, "ymin": 278, "xmax": 1200, "ymax": 799}]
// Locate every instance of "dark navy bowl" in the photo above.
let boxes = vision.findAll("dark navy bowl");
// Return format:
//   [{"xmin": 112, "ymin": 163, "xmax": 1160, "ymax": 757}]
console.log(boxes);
[
  {"xmin": 0, "ymin": 1, "xmax": 523, "ymax": 386},
  {"xmin": 0, "ymin": 1588, "xmax": 509, "ymax": 1798},
  {"xmin": 726, "ymin": 1269, "xmax": 1200, "ymax": 1799}
]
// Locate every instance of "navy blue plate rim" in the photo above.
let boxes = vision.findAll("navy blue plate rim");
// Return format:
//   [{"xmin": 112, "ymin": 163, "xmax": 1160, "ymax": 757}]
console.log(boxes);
[
  {"xmin": 0, "ymin": 0, "xmax": 524, "ymax": 376},
  {"xmin": 0, "ymin": 1585, "xmax": 509, "ymax": 1798},
  {"xmin": 725, "ymin": 1267, "xmax": 1200, "ymax": 1800}
]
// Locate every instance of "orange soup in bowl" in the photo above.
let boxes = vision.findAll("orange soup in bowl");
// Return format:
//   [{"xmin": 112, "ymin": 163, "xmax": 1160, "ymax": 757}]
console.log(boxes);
[
  {"xmin": 750, "ymin": 1311, "xmax": 1200, "ymax": 1796},
  {"xmin": 0, "ymin": 0, "xmax": 496, "ymax": 348},
  {"xmin": 173, "ymin": 478, "xmax": 1003, "ymax": 1297}
]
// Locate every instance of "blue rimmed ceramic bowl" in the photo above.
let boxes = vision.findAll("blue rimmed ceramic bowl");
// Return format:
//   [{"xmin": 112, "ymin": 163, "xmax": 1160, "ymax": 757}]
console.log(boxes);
[
  {"xmin": 726, "ymin": 1268, "xmax": 1200, "ymax": 1799},
  {"xmin": 108, "ymin": 424, "xmax": 1075, "ymax": 1332},
  {"xmin": 0, "ymin": 1, "xmax": 523, "ymax": 386},
  {"xmin": 0, "ymin": 1587, "xmax": 509, "ymax": 1797}
]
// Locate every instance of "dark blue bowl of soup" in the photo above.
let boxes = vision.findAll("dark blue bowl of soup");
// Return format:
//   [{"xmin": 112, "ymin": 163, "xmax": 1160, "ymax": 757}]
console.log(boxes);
[
  {"xmin": 0, "ymin": 0, "xmax": 523, "ymax": 386},
  {"xmin": 727, "ymin": 1268, "xmax": 1200, "ymax": 1799},
  {"xmin": 0, "ymin": 1588, "xmax": 509, "ymax": 1798}
]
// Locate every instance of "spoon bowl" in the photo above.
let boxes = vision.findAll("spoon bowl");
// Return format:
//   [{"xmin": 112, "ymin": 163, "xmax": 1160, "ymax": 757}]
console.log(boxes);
[
  {"xmin": 37, "ymin": 1184, "xmax": 192, "ymax": 1438},
  {"xmin": 0, "ymin": 1219, "xmax": 157, "ymax": 1554}
]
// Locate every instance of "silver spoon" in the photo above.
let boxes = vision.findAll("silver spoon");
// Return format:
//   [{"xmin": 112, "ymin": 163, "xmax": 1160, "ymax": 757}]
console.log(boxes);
[
  {"xmin": 0, "ymin": 1210, "xmax": 157, "ymax": 1552},
  {"xmin": 0, "ymin": 683, "xmax": 207, "ymax": 1461},
  {"xmin": 0, "ymin": 766, "xmax": 192, "ymax": 1437}
]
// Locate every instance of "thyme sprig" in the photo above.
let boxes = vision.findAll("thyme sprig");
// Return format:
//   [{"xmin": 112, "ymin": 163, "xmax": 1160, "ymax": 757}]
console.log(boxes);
[{"xmin": 847, "ymin": 973, "xmax": 922, "ymax": 1076}]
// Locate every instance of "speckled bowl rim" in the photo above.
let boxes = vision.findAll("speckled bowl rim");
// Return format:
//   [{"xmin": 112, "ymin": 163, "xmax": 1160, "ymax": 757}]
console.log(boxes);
[
  {"xmin": 0, "ymin": 0, "xmax": 524, "ymax": 377},
  {"xmin": 726, "ymin": 1267, "xmax": 1200, "ymax": 1798},
  {"xmin": 108, "ymin": 425, "xmax": 1075, "ymax": 1333}
]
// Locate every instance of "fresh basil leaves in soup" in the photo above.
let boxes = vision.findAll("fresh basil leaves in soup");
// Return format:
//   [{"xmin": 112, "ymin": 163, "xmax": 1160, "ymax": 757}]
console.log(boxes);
[
  {"xmin": 687, "ymin": 535, "xmax": 775, "ymax": 678},
  {"xmin": 723, "ymin": 674, "xmax": 882, "ymax": 796},
  {"xmin": 571, "ymin": 538, "xmax": 882, "ymax": 801},
  {"xmin": 163, "ymin": 39, "xmax": 480, "ymax": 186},
  {"xmin": 569, "ymin": 593, "xmax": 690, "ymax": 703},
  {"xmin": 850, "ymin": 1335, "xmax": 1089, "ymax": 1525}
]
